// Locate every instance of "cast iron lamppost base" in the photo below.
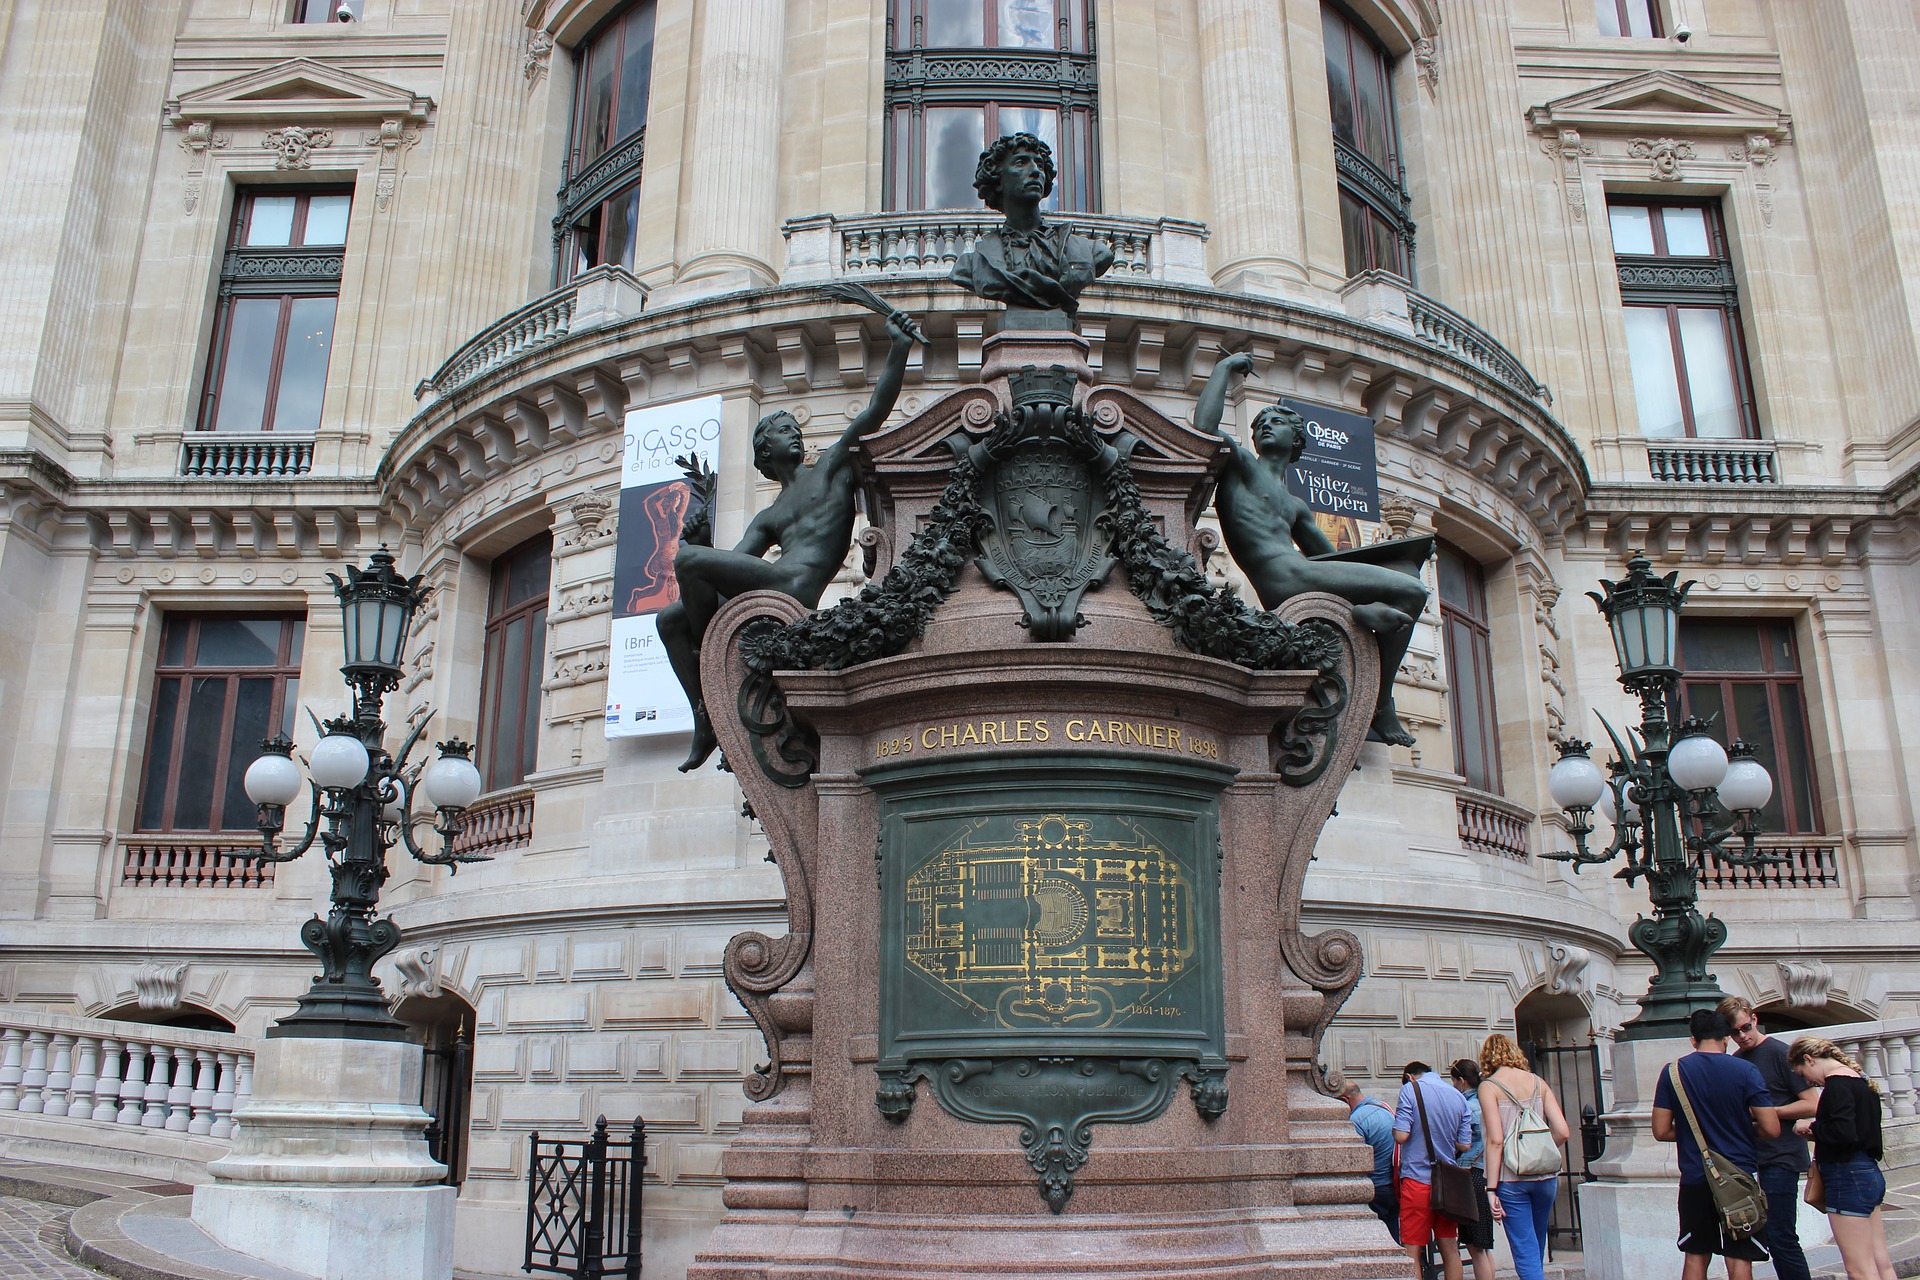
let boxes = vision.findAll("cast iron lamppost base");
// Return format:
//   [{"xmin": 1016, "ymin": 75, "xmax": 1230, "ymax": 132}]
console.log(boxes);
[
  {"xmin": 1545, "ymin": 553, "xmax": 1780, "ymax": 1043},
  {"xmin": 240, "ymin": 547, "xmax": 488, "ymax": 1042}
]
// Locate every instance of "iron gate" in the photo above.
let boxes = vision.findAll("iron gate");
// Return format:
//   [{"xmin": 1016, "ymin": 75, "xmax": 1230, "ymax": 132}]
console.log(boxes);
[
  {"xmin": 1523, "ymin": 1040, "xmax": 1604, "ymax": 1249},
  {"xmin": 525, "ymin": 1116, "xmax": 646, "ymax": 1280},
  {"xmin": 422, "ymin": 1025, "xmax": 472, "ymax": 1186}
]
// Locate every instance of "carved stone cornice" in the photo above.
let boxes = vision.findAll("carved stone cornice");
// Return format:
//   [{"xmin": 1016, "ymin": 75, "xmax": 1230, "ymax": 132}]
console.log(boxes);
[
  {"xmin": 1527, "ymin": 71, "xmax": 1791, "ymax": 145},
  {"xmin": 164, "ymin": 58, "xmax": 433, "ymax": 128}
]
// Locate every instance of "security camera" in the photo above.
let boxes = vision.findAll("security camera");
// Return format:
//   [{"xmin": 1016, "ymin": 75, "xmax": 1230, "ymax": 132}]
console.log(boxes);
[
  {"xmin": 1673, "ymin": 22, "xmax": 1692, "ymax": 43},
  {"xmin": 335, "ymin": 2, "xmax": 355, "ymax": 20}
]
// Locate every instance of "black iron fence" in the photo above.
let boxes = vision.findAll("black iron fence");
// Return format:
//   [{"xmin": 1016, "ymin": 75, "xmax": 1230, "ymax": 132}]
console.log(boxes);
[
  {"xmin": 1524, "ymin": 1039, "xmax": 1604, "ymax": 1250},
  {"xmin": 525, "ymin": 1116, "xmax": 646, "ymax": 1280},
  {"xmin": 422, "ymin": 1025, "xmax": 472, "ymax": 1186}
]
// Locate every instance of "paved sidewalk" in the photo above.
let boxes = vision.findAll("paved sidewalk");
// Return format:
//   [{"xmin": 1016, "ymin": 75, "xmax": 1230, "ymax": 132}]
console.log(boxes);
[{"xmin": 0, "ymin": 1194, "xmax": 106, "ymax": 1279}]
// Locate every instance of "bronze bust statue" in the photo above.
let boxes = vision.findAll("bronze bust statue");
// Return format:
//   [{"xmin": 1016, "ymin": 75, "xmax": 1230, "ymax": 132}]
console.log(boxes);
[{"xmin": 951, "ymin": 133, "xmax": 1113, "ymax": 321}]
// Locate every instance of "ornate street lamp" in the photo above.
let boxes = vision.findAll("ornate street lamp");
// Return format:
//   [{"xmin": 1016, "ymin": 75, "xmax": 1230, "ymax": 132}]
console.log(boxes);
[
  {"xmin": 240, "ymin": 547, "xmax": 488, "ymax": 1041},
  {"xmin": 1544, "ymin": 553, "xmax": 1780, "ymax": 1041}
]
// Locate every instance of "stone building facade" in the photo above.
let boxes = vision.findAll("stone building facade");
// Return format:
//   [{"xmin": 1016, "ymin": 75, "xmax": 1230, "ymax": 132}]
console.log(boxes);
[{"xmin": 1, "ymin": 0, "xmax": 1916, "ymax": 1273}]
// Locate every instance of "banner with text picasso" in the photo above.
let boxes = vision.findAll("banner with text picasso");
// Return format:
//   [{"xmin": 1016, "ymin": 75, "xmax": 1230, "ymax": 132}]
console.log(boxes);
[
  {"xmin": 1278, "ymin": 398, "xmax": 1380, "ymax": 551},
  {"xmin": 605, "ymin": 395, "xmax": 722, "ymax": 739}
]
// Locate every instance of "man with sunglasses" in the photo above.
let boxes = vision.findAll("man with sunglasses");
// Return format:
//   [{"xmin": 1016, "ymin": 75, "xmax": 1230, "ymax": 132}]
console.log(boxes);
[{"xmin": 1718, "ymin": 995, "xmax": 1821, "ymax": 1280}]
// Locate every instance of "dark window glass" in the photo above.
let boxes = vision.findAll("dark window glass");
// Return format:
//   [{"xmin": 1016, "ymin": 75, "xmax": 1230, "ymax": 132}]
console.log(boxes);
[
  {"xmin": 1609, "ymin": 198, "xmax": 1758, "ymax": 440},
  {"xmin": 138, "ymin": 616, "xmax": 305, "ymax": 833},
  {"xmin": 479, "ymin": 535, "xmax": 552, "ymax": 792},
  {"xmin": 886, "ymin": 0, "xmax": 1097, "ymax": 212},
  {"xmin": 559, "ymin": 2, "xmax": 657, "ymax": 281},
  {"xmin": 1438, "ymin": 543, "xmax": 1501, "ymax": 795},
  {"xmin": 1679, "ymin": 619, "xmax": 1820, "ymax": 835},
  {"xmin": 1596, "ymin": 0, "xmax": 1660, "ymax": 37},
  {"xmin": 200, "ymin": 189, "xmax": 349, "ymax": 434},
  {"xmin": 1323, "ymin": 4, "xmax": 1414, "ymax": 280}
]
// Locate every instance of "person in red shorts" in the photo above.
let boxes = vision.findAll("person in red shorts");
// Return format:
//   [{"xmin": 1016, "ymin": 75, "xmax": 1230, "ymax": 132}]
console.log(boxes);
[{"xmin": 1394, "ymin": 1059, "xmax": 1475, "ymax": 1280}]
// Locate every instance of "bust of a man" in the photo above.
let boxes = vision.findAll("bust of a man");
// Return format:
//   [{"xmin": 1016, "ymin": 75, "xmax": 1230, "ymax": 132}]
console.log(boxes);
[{"xmin": 950, "ymin": 133, "xmax": 1114, "ymax": 322}]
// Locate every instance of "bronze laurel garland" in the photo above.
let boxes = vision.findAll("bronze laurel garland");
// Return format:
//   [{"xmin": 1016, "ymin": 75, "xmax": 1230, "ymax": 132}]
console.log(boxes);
[{"xmin": 731, "ymin": 431, "xmax": 1349, "ymax": 787}]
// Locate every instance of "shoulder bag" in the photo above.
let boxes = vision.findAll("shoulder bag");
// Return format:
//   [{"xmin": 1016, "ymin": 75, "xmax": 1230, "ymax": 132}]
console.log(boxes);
[
  {"xmin": 1491, "ymin": 1077, "xmax": 1564, "ymax": 1179},
  {"xmin": 1413, "ymin": 1077, "xmax": 1481, "ymax": 1224},
  {"xmin": 1665, "ymin": 1062, "xmax": 1768, "ymax": 1241}
]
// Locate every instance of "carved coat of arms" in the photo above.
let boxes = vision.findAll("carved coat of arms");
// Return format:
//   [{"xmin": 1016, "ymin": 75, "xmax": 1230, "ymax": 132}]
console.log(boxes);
[{"xmin": 975, "ymin": 366, "xmax": 1115, "ymax": 641}]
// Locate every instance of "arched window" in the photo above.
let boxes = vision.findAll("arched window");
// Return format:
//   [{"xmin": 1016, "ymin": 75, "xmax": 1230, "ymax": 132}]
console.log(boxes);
[
  {"xmin": 556, "ymin": 1, "xmax": 657, "ymax": 279},
  {"xmin": 885, "ymin": 0, "xmax": 1098, "ymax": 211},
  {"xmin": 1322, "ymin": 3, "xmax": 1414, "ymax": 279},
  {"xmin": 478, "ymin": 534, "xmax": 551, "ymax": 792},
  {"xmin": 1437, "ymin": 543, "xmax": 1500, "ymax": 794}
]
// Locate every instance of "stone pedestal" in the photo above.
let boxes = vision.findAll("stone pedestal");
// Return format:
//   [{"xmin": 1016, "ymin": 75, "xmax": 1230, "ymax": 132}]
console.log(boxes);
[
  {"xmin": 191, "ymin": 1037, "xmax": 454, "ymax": 1280},
  {"xmin": 687, "ymin": 330, "xmax": 1412, "ymax": 1277}
]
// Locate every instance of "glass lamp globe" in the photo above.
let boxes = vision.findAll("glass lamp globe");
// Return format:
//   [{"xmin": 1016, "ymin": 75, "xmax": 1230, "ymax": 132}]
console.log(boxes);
[
  {"xmin": 1719, "ymin": 749, "xmax": 1773, "ymax": 813},
  {"xmin": 1668, "ymin": 731, "xmax": 1729, "ymax": 792},
  {"xmin": 421, "ymin": 745, "xmax": 483, "ymax": 811},
  {"xmin": 1548, "ymin": 748, "xmax": 1606, "ymax": 811},
  {"xmin": 1597, "ymin": 785, "xmax": 1642, "ymax": 825},
  {"xmin": 309, "ymin": 731, "xmax": 371, "ymax": 790},
  {"xmin": 244, "ymin": 750, "xmax": 303, "ymax": 807}
]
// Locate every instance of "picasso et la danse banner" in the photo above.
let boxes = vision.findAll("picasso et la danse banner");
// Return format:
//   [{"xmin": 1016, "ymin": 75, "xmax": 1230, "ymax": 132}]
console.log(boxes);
[{"xmin": 604, "ymin": 394, "xmax": 722, "ymax": 739}]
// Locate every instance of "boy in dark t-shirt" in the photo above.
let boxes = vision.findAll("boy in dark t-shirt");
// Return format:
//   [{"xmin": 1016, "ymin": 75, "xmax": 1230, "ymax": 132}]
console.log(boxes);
[
  {"xmin": 1651, "ymin": 1009, "xmax": 1781, "ymax": 1280},
  {"xmin": 1722, "ymin": 995, "xmax": 1820, "ymax": 1280}
]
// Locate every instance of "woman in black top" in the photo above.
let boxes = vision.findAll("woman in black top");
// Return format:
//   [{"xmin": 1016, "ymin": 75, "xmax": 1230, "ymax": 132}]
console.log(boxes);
[{"xmin": 1788, "ymin": 1036, "xmax": 1893, "ymax": 1280}]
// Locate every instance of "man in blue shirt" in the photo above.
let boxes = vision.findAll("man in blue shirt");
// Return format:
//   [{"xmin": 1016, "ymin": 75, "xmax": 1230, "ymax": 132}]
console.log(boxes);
[
  {"xmin": 1336, "ymin": 1075, "xmax": 1400, "ymax": 1241},
  {"xmin": 1652, "ymin": 1009, "xmax": 1782, "ymax": 1280},
  {"xmin": 1395, "ymin": 1060, "xmax": 1475, "ymax": 1280}
]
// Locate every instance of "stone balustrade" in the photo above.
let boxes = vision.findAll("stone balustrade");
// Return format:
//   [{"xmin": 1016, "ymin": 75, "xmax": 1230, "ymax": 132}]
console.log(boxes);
[
  {"xmin": 1646, "ymin": 440, "xmax": 1778, "ymax": 485},
  {"xmin": 0, "ymin": 1010, "xmax": 257, "ymax": 1142},
  {"xmin": 178, "ymin": 433, "xmax": 314, "ymax": 478},
  {"xmin": 412, "ymin": 264, "xmax": 647, "ymax": 407},
  {"xmin": 120, "ymin": 836, "xmax": 275, "ymax": 889},
  {"xmin": 780, "ymin": 210, "xmax": 1212, "ymax": 286},
  {"xmin": 450, "ymin": 786, "xmax": 535, "ymax": 860},
  {"xmin": 1405, "ymin": 289, "xmax": 1554, "ymax": 406},
  {"xmin": 1694, "ymin": 838, "xmax": 1842, "ymax": 890},
  {"xmin": 1456, "ymin": 790, "xmax": 1534, "ymax": 860},
  {"xmin": 1778, "ymin": 1015, "xmax": 1920, "ymax": 1129}
]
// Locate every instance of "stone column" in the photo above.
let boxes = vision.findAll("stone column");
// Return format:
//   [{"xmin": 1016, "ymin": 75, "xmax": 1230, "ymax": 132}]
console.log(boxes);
[
  {"xmin": 673, "ymin": 0, "xmax": 787, "ymax": 292},
  {"xmin": 1193, "ymin": 0, "xmax": 1309, "ymax": 296}
]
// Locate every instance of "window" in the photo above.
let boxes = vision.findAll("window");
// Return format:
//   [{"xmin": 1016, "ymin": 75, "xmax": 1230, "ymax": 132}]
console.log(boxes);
[
  {"xmin": 1596, "ymin": 0, "xmax": 1660, "ymax": 37},
  {"xmin": 138, "ymin": 616, "xmax": 305, "ymax": 833},
  {"xmin": 200, "ymin": 188, "xmax": 349, "ymax": 434},
  {"xmin": 478, "ymin": 535, "xmax": 552, "ymax": 792},
  {"xmin": 1438, "ymin": 544, "xmax": 1501, "ymax": 794},
  {"xmin": 885, "ymin": 0, "xmax": 1098, "ymax": 211},
  {"xmin": 293, "ymin": 0, "xmax": 361, "ymax": 20},
  {"xmin": 1679, "ymin": 619, "xmax": 1820, "ymax": 835},
  {"xmin": 1323, "ymin": 4, "xmax": 1415, "ymax": 279},
  {"xmin": 557, "ymin": 2, "xmax": 656, "ymax": 279},
  {"xmin": 1608, "ymin": 199, "xmax": 1757, "ymax": 440}
]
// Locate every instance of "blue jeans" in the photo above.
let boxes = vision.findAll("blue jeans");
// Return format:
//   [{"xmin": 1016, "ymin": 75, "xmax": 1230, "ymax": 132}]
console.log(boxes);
[
  {"xmin": 1820, "ymin": 1154, "xmax": 1887, "ymax": 1218},
  {"xmin": 1759, "ymin": 1165, "xmax": 1811, "ymax": 1280},
  {"xmin": 1496, "ymin": 1178, "xmax": 1557, "ymax": 1280}
]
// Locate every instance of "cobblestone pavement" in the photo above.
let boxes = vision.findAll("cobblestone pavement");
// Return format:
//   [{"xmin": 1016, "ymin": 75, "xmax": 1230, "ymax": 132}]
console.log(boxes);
[{"xmin": 0, "ymin": 1195, "xmax": 102, "ymax": 1279}]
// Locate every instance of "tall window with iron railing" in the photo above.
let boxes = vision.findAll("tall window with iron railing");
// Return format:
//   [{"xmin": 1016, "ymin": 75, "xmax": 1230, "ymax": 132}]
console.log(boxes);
[
  {"xmin": 478, "ymin": 535, "xmax": 552, "ymax": 792},
  {"xmin": 1678, "ymin": 619, "xmax": 1821, "ymax": 836},
  {"xmin": 884, "ymin": 0, "xmax": 1098, "ymax": 211},
  {"xmin": 1322, "ymin": 3, "xmax": 1415, "ymax": 279},
  {"xmin": 137, "ymin": 616, "xmax": 306, "ymax": 834},
  {"xmin": 556, "ymin": 1, "xmax": 657, "ymax": 280},
  {"xmin": 1438, "ymin": 543, "xmax": 1502, "ymax": 795},
  {"xmin": 1608, "ymin": 198, "xmax": 1759, "ymax": 440},
  {"xmin": 199, "ymin": 188, "xmax": 349, "ymax": 434}
]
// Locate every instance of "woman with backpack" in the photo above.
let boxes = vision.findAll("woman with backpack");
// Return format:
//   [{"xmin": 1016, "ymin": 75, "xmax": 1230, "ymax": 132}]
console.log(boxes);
[
  {"xmin": 1788, "ymin": 1036, "xmax": 1896, "ymax": 1280},
  {"xmin": 1478, "ymin": 1033, "xmax": 1571, "ymax": 1280}
]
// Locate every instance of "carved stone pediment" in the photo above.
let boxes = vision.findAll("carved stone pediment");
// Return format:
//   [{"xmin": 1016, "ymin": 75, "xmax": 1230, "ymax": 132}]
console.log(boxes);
[
  {"xmin": 1528, "ymin": 71, "xmax": 1790, "ymax": 143},
  {"xmin": 166, "ymin": 58, "xmax": 434, "ymax": 128}
]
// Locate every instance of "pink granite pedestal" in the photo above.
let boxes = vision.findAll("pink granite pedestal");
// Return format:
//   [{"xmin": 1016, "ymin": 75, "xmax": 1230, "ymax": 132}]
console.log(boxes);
[{"xmin": 686, "ymin": 331, "xmax": 1413, "ymax": 1279}]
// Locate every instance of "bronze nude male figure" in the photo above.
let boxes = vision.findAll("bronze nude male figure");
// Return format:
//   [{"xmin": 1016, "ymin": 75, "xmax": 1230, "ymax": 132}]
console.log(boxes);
[
  {"xmin": 1195, "ymin": 353, "xmax": 1428, "ymax": 747},
  {"xmin": 659, "ymin": 311, "xmax": 924, "ymax": 771},
  {"xmin": 951, "ymin": 133, "xmax": 1113, "ymax": 320}
]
